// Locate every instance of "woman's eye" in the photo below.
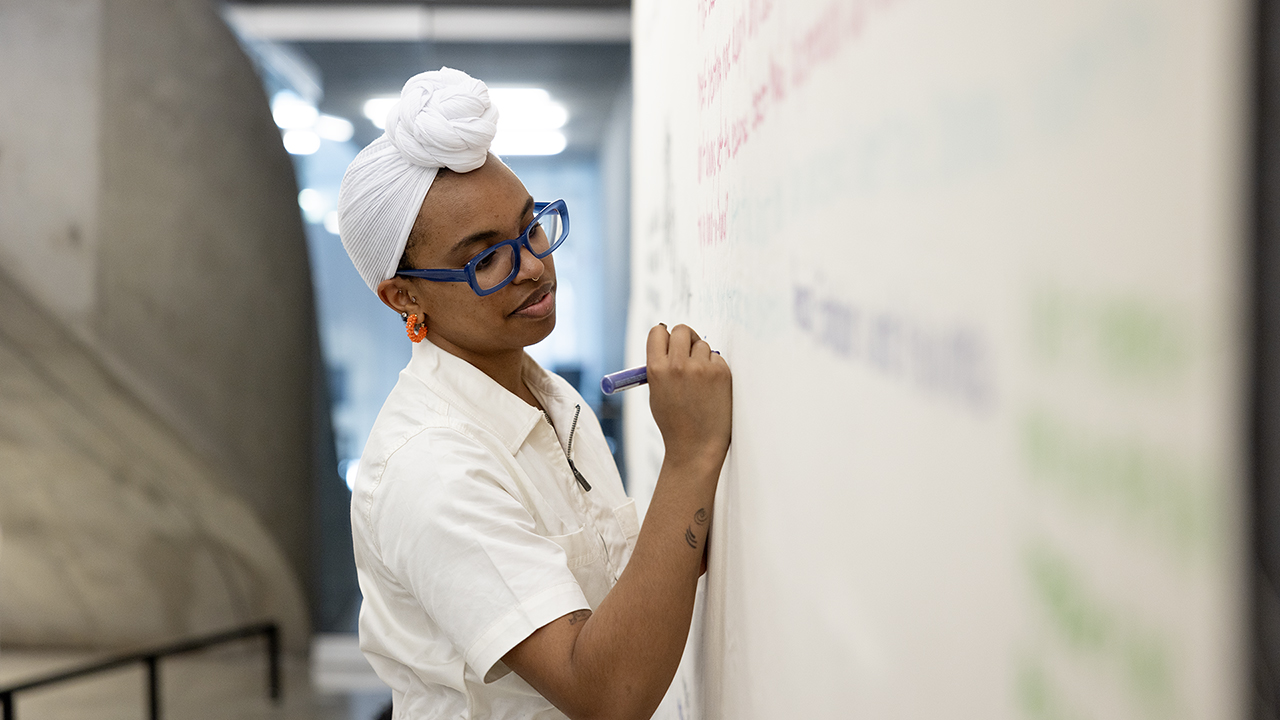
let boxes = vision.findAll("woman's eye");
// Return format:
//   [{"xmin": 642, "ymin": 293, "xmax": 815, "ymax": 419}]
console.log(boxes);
[{"xmin": 476, "ymin": 251, "xmax": 495, "ymax": 269}]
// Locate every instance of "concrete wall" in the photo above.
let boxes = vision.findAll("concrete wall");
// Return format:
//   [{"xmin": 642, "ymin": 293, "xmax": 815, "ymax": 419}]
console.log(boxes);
[
  {"xmin": 0, "ymin": 0, "xmax": 316, "ymax": 648},
  {"xmin": 0, "ymin": 270, "xmax": 309, "ymax": 648}
]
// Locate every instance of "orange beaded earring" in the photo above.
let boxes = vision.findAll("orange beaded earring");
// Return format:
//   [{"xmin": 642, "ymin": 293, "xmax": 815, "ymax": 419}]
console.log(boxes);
[{"xmin": 404, "ymin": 313, "xmax": 428, "ymax": 343}]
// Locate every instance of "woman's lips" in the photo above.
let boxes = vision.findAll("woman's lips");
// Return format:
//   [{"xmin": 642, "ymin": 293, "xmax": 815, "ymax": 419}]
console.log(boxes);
[{"xmin": 512, "ymin": 285, "xmax": 555, "ymax": 318}]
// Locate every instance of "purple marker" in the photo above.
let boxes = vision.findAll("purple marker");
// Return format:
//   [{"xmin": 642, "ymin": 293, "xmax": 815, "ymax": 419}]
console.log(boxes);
[
  {"xmin": 600, "ymin": 350, "xmax": 720, "ymax": 395},
  {"xmin": 601, "ymin": 365, "xmax": 648, "ymax": 395}
]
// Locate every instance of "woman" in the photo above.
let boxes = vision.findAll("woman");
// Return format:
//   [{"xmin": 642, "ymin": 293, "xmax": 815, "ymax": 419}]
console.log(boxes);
[{"xmin": 338, "ymin": 68, "xmax": 731, "ymax": 720}]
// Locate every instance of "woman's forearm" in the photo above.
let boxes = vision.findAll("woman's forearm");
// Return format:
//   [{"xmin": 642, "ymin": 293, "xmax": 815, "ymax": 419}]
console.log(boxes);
[{"xmin": 565, "ymin": 452, "xmax": 723, "ymax": 718}]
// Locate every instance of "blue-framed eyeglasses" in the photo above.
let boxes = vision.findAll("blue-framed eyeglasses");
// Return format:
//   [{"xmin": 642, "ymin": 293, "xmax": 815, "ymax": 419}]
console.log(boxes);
[{"xmin": 396, "ymin": 199, "xmax": 569, "ymax": 296}]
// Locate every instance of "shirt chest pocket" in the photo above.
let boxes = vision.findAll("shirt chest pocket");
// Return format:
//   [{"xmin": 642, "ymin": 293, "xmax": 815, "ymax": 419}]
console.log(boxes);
[{"xmin": 546, "ymin": 525, "xmax": 613, "ymax": 610}]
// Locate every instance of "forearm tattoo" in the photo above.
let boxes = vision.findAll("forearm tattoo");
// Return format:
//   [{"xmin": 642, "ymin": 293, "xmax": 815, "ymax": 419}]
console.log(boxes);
[{"xmin": 685, "ymin": 507, "xmax": 709, "ymax": 549}]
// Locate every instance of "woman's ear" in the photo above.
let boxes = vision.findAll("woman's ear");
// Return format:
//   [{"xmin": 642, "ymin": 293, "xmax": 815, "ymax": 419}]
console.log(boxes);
[{"xmin": 376, "ymin": 277, "xmax": 425, "ymax": 317}]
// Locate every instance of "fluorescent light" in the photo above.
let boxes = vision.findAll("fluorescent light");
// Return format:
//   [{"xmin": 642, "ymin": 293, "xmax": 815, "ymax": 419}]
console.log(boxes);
[
  {"xmin": 324, "ymin": 210, "xmax": 340, "ymax": 235},
  {"xmin": 283, "ymin": 129, "xmax": 321, "ymax": 155},
  {"xmin": 273, "ymin": 90, "xmax": 354, "ymax": 147},
  {"xmin": 489, "ymin": 87, "xmax": 549, "ymax": 105},
  {"xmin": 315, "ymin": 114, "xmax": 354, "ymax": 142},
  {"xmin": 271, "ymin": 90, "xmax": 318, "ymax": 130},
  {"xmin": 491, "ymin": 130, "xmax": 567, "ymax": 156},
  {"xmin": 363, "ymin": 97, "xmax": 398, "ymax": 130},
  {"xmin": 489, "ymin": 87, "xmax": 570, "ymax": 154},
  {"xmin": 489, "ymin": 88, "xmax": 567, "ymax": 131},
  {"xmin": 297, "ymin": 188, "xmax": 327, "ymax": 222}
]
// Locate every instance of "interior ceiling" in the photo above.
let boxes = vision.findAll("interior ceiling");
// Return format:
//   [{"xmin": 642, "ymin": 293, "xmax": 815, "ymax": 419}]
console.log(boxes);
[
  {"xmin": 298, "ymin": 40, "xmax": 630, "ymax": 155},
  {"xmin": 238, "ymin": 0, "xmax": 630, "ymax": 7},
  {"xmin": 258, "ymin": 3, "xmax": 633, "ymax": 155}
]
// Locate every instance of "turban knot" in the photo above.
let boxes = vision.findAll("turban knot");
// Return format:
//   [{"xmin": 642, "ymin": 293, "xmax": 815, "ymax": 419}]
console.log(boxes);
[{"xmin": 385, "ymin": 68, "xmax": 498, "ymax": 172}]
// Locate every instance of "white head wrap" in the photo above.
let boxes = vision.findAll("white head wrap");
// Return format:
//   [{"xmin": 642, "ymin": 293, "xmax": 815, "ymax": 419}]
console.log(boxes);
[{"xmin": 337, "ymin": 67, "xmax": 499, "ymax": 291}]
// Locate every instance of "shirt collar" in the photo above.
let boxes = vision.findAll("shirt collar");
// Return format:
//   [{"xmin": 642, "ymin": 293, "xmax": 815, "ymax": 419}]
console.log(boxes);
[{"xmin": 405, "ymin": 338, "xmax": 554, "ymax": 455}]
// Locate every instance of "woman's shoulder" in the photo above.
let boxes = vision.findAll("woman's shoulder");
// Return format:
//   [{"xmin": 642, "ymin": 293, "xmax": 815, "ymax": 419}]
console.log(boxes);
[
  {"xmin": 353, "ymin": 420, "xmax": 519, "ymax": 526},
  {"xmin": 366, "ymin": 415, "xmax": 503, "ymax": 483}
]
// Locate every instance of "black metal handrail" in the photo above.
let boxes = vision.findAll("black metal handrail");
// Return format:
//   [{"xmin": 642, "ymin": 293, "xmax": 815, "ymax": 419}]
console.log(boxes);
[{"xmin": 0, "ymin": 621, "xmax": 280, "ymax": 720}]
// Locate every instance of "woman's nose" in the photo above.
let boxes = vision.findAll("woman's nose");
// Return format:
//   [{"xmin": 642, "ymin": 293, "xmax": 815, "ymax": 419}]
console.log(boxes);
[{"xmin": 516, "ymin": 244, "xmax": 545, "ymax": 282}]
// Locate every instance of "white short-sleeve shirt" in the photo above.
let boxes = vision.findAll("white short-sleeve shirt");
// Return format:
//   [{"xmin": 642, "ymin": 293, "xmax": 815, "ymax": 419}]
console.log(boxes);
[{"xmin": 351, "ymin": 338, "xmax": 640, "ymax": 720}]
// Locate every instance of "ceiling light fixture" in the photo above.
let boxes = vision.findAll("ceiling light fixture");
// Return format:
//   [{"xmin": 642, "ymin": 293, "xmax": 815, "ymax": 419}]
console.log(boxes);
[
  {"xmin": 490, "ymin": 87, "xmax": 568, "ymax": 156},
  {"xmin": 323, "ymin": 210, "xmax": 341, "ymax": 235},
  {"xmin": 488, "ymin": 88, "xmax": 568, "ymax": 130},
  {"xmin": 315, "ymin": 114, "xmax": 354, "ymax": 142},
  {"xmin": 284, "ymin": 129, "xmax": 321, "ymax": 155},
  {"xmin": 272, "ymin": 90, "xmax": 354, "ymax": 153},
  {"xmin": 491, "ymin": 130, "xmax": 568, "ymax": 156},
  {"xmin": 272, "ymin": 90, "xmax": 318, "ymax": 130},
  {"xmin": 363, "ymin": 97, "xmax": 398, "ymax": 130},
  {"xmin": 297, "ymin": 188, "xmax": 327, "ymax": 222}
]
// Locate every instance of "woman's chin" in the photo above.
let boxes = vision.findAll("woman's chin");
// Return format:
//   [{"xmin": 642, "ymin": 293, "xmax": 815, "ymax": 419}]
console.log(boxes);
[{"xmin": 521, "ymin": 312, "xmax": 556, "ymax": 347}]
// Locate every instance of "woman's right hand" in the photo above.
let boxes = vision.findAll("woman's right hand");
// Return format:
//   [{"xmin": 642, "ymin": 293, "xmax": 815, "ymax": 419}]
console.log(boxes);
[{"xmin": 646, "ymin": 323, "xmax": 732, "ymax": 471}]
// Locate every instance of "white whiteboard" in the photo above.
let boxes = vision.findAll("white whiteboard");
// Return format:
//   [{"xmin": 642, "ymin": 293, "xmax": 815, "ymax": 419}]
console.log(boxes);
[{"xmin": 624, "ymin": 0, "xmax": 1251, "ymax": 717}]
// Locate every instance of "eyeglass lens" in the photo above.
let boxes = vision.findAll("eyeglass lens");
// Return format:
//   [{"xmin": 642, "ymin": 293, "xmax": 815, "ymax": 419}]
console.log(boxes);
[
  {"xmin": 473, "ymin": 207, "xmax": 565, "ymax": 291},
  {"xmin": 529, "ymin": 209, "xmax": 562, "ymax": 255},
  {"xmin": 474, "ymin": 245, "xmax": 517, "ymax": 290}
]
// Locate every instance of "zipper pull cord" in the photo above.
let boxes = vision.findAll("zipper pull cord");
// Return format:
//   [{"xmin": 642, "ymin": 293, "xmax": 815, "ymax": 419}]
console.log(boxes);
[{"xmin": 566, "ymin": 404, "xmax": 591, "ymax": 491}]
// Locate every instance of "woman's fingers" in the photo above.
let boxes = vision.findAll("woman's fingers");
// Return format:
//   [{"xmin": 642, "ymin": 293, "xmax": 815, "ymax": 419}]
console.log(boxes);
[
  {"xmin": 646, "ymin": 323, "xmax": 670, "ymax": 365},
  {"xmin": 648, "ymin": 322, "xmax": 715, "ymax": 363},
  {"xmin": 668, "ymin": 324, "xmax": 696, "ymax": 359},
  {"xmin": 691, "ymin": 335, "xmax": 712, "ymax": 361},
  {"xmin": 646, "ymin": 321, "xmax": 733, "ymax": 467}
]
